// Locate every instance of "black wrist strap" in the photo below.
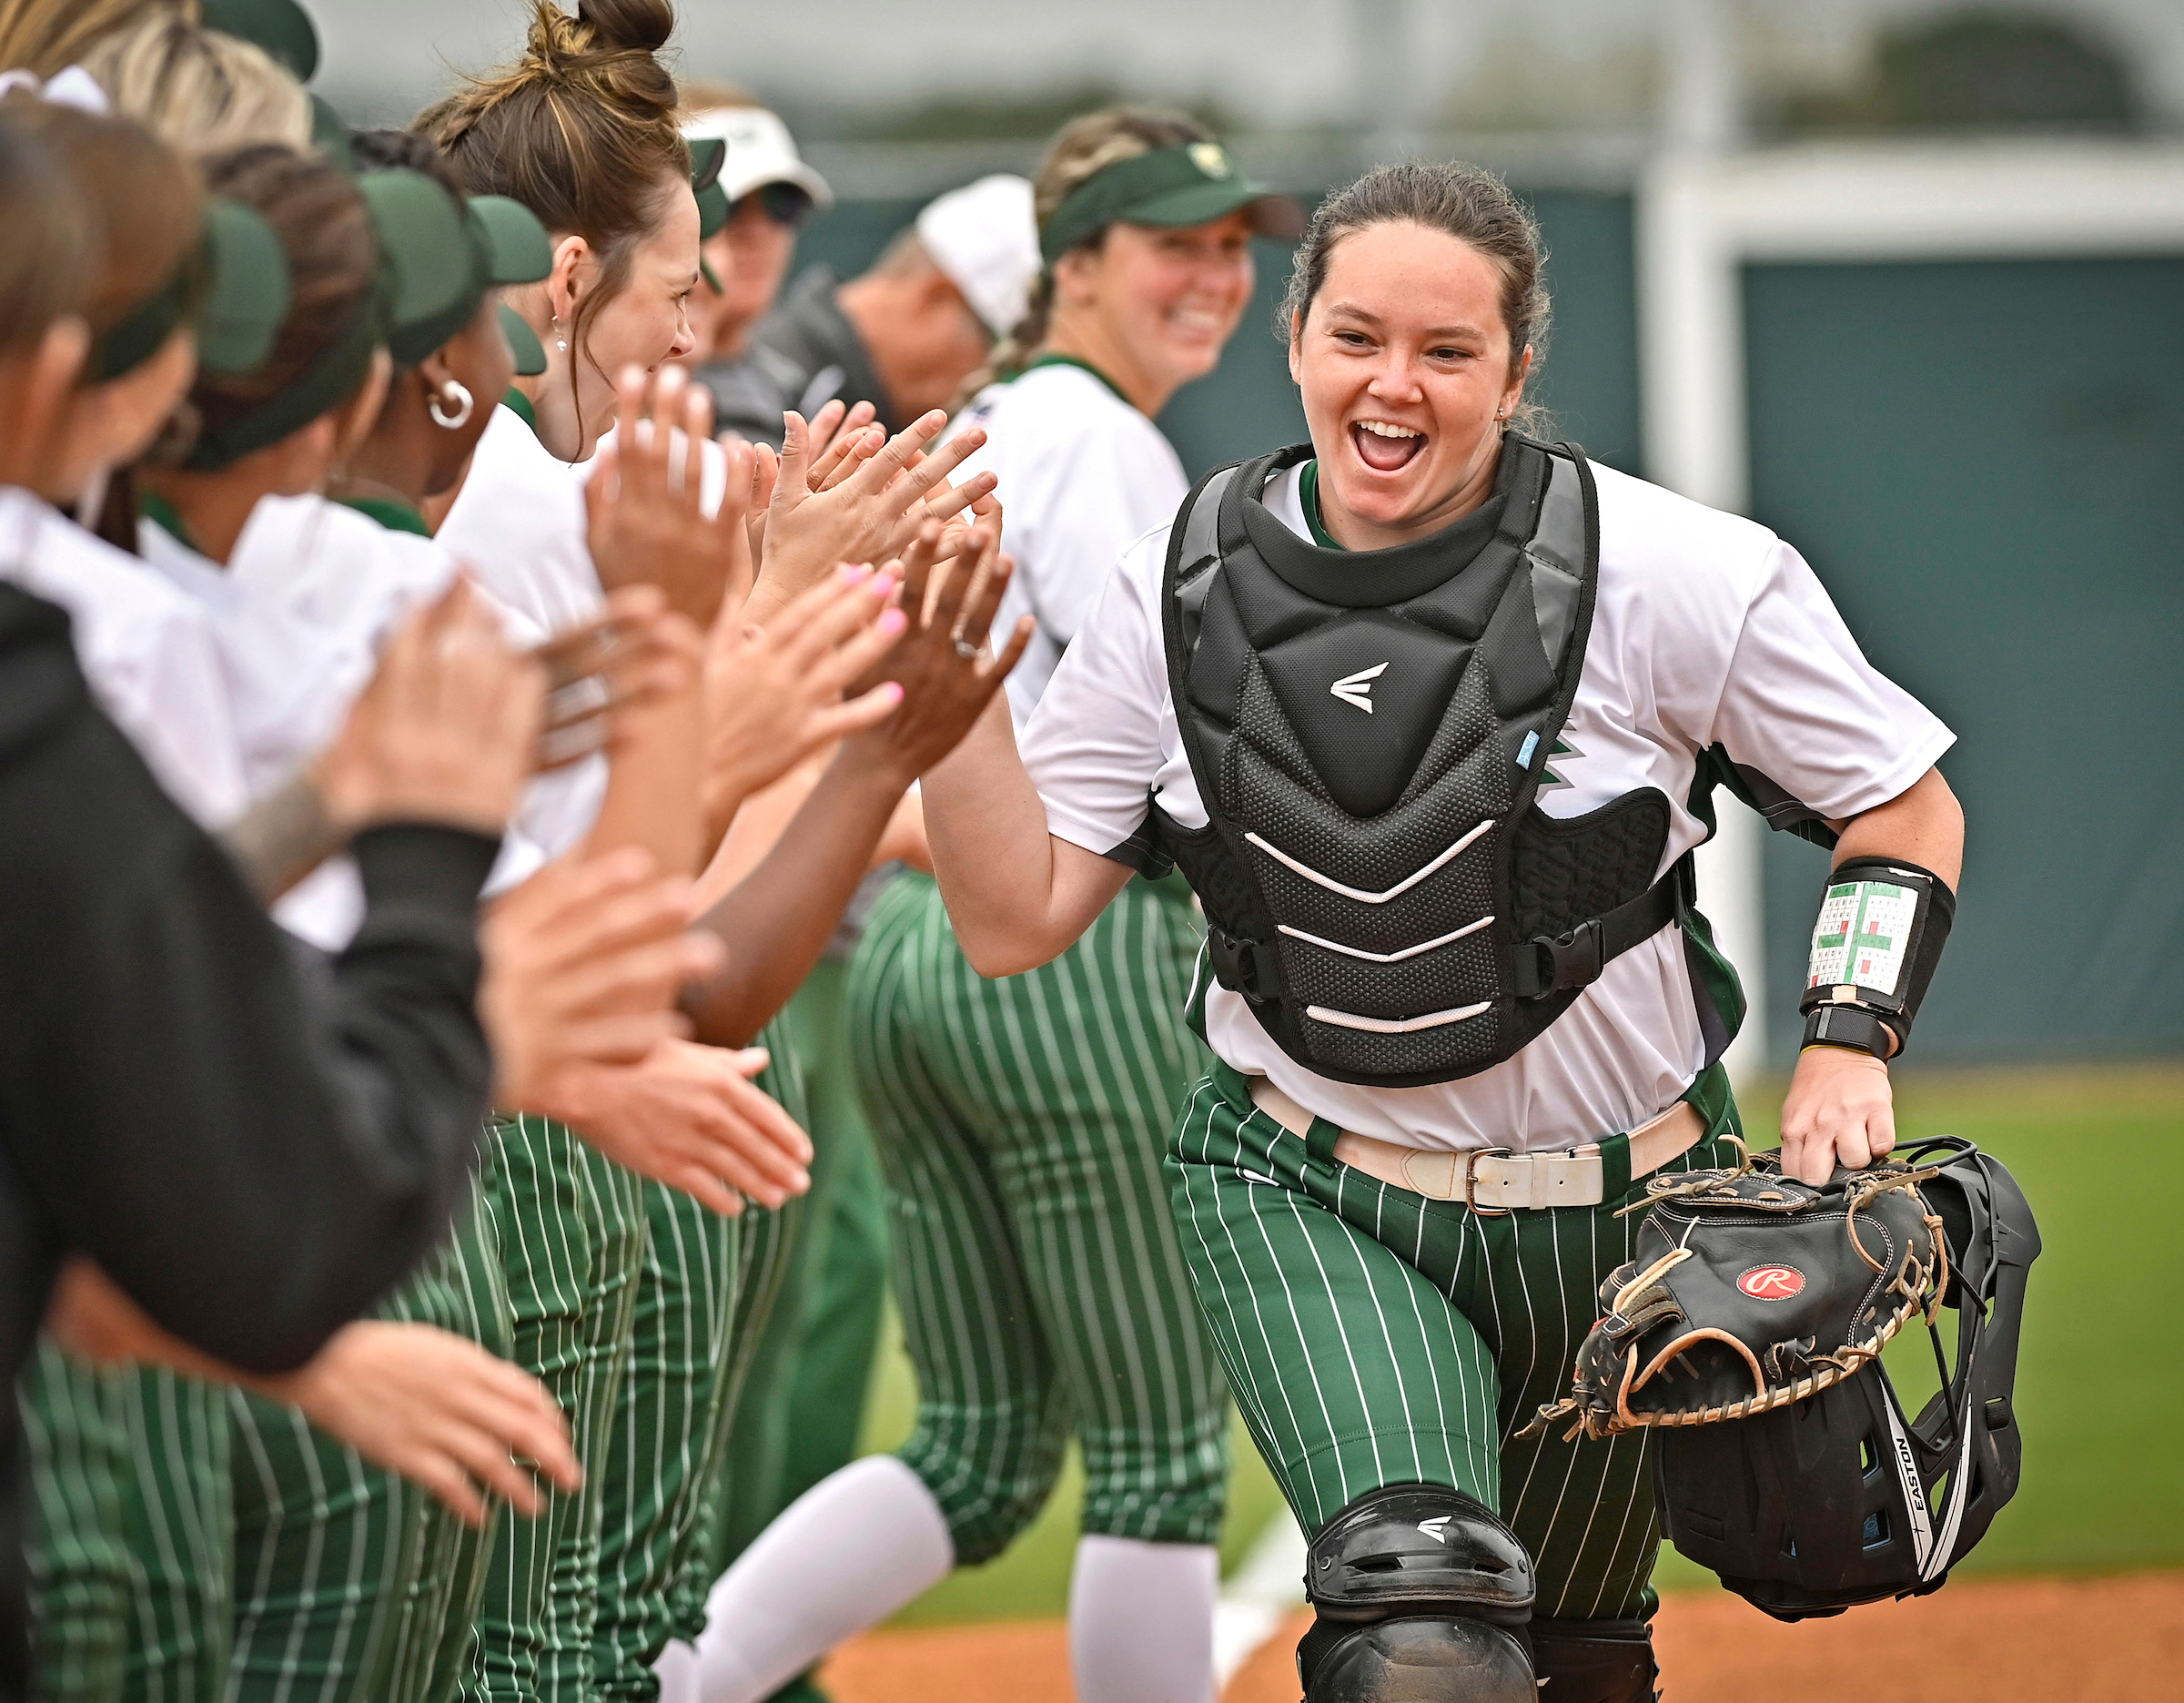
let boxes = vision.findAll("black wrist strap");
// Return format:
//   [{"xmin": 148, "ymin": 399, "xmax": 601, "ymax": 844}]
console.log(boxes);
[{"xmin": 1804, "ymin": 1003, "xmax": 1894, "ymax": 1060}]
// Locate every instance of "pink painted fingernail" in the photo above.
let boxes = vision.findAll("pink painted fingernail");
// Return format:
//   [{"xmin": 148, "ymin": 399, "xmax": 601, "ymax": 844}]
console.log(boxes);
[
  {"xmin": 878, "ymin": 609, "xmax": 906, "ymax": 635},
  {"xmin": 881, "ymin": 682, "xmax": 905, "ymax": 704}
]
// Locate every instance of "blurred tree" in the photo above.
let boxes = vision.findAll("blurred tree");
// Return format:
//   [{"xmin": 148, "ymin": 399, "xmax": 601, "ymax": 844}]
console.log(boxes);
[
  {"xmin": 840, "ymin": 82, "xmax": 1242, "ymax": 142},
  {"xmin": 1781, "ymin": 10, "xmax": 2140, "ymax": 134}
]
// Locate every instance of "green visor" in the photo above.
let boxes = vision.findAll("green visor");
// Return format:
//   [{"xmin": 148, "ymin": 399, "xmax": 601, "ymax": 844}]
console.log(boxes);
[
  {"xmin": 500, "ymin": 303, "xmax": 547, "ymax": 376},
  {"xmin": 199, "ymin": 0, "xmax": 320, "ymax": 80},
  {"xmin": 1038, "ymin": 142, "xmax": 1303, "ymax": 265},
  {"xmin": 356, "ymin": 172, "xmax": 551, "ymax": 368},
  {"xmin": 93, "ymin": 196, "xmax": 289, "ymax": 384}
]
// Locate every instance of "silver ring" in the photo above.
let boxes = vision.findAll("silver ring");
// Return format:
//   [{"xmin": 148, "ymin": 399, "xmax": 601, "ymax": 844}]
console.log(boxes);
[{"xmin": 952, "ymin": 637, "xmax": 981, "ymax": 660}]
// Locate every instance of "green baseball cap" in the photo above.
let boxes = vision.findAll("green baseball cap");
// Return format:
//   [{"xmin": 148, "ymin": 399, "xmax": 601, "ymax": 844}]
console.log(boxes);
[
  {"xmin": 198, "ymin": 0, "xmax": 320, "ymax": 81},
  {"xmin": 500, "ymin": 303, "xmax": 547, "ymax": 376},
  {"xmin": 89, "ymin": 195, "xmax": 290, "ymax": 383},
  {"xmin": 1037, "ymin": 142, "xmax": 1302, "ymax": 266},
  {"xmin": 354, "ymin": 172, "xmax": 552, "ymax": 368}
]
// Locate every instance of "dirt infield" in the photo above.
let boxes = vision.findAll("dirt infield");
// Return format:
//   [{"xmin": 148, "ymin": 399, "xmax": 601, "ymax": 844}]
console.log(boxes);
[{"xmin": 818, "ymin": 1571, "xmax": 2184, "ymax": 1702}]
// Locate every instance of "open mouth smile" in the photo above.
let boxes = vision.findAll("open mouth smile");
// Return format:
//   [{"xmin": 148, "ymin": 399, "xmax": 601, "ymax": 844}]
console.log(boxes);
[{"xmin": 1350, "ymin": 418, "xmax": 1425, "ymax": 473}]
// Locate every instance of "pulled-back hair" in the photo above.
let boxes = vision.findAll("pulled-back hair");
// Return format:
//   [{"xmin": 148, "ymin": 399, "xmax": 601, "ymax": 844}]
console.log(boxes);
[
  {"xmin": 1279, "ymin": 162, "xmax": 1551, "ymax": 435},
  {"xmin": 187, "ymin": 143, "xmax": 377, "ymax": 448},
  {"xmin": 79, "ymin": 8, "xmax": 311, "ymax": 154},
  {"xmin": 949, "ymin": 105, "xmax": 1210, "ymax": 413},
  {"xmin": 0, "ymin": 106, "xmax": 93, "ymax": 352},
  {"xmin": 418, "ymin": 0, "xmax": 687, "ymax": 431},
  {"xmin": 0, "ymin": 0, "xmax": 171, "ymax": 79}
]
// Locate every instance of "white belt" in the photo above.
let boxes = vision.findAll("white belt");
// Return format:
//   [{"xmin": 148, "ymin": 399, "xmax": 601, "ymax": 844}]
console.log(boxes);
[{"xmin": 1246, "ymin": 1079, "xmax": 1706, "ymax": 1212}]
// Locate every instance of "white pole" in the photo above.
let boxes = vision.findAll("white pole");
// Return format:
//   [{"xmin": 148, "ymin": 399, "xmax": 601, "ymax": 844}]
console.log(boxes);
[{"xmin": 1640, "ymin": 144, "xmax": 1770, "ymax": 1086}]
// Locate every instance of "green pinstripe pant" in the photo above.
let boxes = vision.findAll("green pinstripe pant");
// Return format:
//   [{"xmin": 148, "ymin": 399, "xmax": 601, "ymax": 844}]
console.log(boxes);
[
  {"xmin": 462, "ymin": 1118, "xmax": 645, "ymax": 1703},
  {"xmin": 699, "ymin": 961, "xmax": 886, "ymax": 1588},
  {"xmin": 26, "ymin": 1358, "xmax": 235, "ymax": 1703},
  {"xmin": 117, "ymin": 1369, "xmax": 232, "ymax": 1701},
  {"xmin": 1167, "ymin": 1059, "xmax": 1742, "ymax": 1623},
  {"xmin": 592, "ymin": 1029, "xmax": 807, "ymax": 1697},
  {"xmin": 845, "ymin": 872, "xmax": 1230, "ymax": 1565},
  {"xmin": 223, "ymin": 1172, "xmax": 511, "ymax": 1703},
  {"xmin": 25, "ymin": 1344, "xmax": 133, "ymax": 1702}
]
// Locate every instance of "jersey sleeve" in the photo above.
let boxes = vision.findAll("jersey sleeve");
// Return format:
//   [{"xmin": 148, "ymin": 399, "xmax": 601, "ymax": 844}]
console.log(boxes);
[
  {"xmin": 1019, "ymin": 528, "xmax": 1178, "ymax": 867},
  {"xmin": 1704, "ymin": 541, "xmax": 1955, "ymax": 823},
  {"xmin": 1016, "ymin": 413, "xmax": 1188, "ymax": 650}
]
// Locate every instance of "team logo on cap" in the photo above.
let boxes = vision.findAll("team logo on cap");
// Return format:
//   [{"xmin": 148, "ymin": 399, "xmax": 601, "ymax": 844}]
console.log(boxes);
[
  {"xmin": 1189, "ymin": 142, "xmax": 1232, "ymax": 179},
  {"xmin": 1736, "ymin": 1264, "xmax": 1805, "ymax": 1301}
]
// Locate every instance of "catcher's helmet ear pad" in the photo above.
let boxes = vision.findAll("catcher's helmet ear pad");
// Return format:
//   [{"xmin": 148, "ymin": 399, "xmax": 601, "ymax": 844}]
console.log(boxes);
[
  {"xmin": 1305, "ymin": 1485, "xmax": 1535, "ymax": 1627},
  {"xmin": 1298, "ymin": 1616, "xmax": 1538, "ymax": 1703}
]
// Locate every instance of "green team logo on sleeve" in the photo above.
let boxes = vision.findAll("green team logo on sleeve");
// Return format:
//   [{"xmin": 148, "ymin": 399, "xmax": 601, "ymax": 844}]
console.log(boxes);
[{"xmin": 1808, "ymin": 880, "xmax": 1916, "ymax": 996}]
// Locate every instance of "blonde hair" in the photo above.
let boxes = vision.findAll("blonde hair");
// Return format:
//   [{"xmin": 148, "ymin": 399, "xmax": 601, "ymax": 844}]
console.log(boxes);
[
  {"xmin": 80, "ymin": 9, "xmax": 310, "ymax": 152},
  {"xmin": 0, "ymin": 0, "xmax": 175, "ymax": 78},
  {"xmin": 948, "ymin": 105, "xmax": 1210, "ymax": 413}
]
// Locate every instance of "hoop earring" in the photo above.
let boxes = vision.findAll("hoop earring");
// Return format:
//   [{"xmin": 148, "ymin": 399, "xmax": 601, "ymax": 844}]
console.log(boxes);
[{"xmin": 429, "ymin": 379, "xmax": 475, "ymax": 431}]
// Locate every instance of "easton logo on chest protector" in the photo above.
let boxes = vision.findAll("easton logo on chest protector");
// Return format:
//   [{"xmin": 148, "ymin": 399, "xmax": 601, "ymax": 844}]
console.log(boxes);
[{"xmin": 1149, "ymin": 438, "xmax": 1689, "ymax": 1088}]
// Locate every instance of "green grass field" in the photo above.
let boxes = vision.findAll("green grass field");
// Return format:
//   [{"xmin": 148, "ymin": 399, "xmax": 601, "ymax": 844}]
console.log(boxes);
[{"xmin": 845, "ymin": 1064, "xmax": 2183, "ymax": 1623}]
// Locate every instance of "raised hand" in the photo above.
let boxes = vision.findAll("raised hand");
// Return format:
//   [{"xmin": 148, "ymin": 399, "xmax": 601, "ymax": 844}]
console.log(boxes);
[
  {"xmin": 701, "ymin": 563, "xmax": 908, "ymax": 842},
  {"xmin": 529, "ymin": 1037, "xmax": 814, "ymax": 1219},
  {"xmin": 753, "ymin": 408, "xmax": 998, "ymax": 614},
  {"xmin": 842, "ymin": 518, "xmax": 1033, "ymax": 786},
  {"xmin": 587, "ymin": 365, "xmax": 753, "ymax": 630},
  {"xmin": 480, "ymin": 847, "xmax": 724, "ymax": 1110},
  {"xmin": 312, "ymin": 579, "xmax": 543, "ymax": 836}
]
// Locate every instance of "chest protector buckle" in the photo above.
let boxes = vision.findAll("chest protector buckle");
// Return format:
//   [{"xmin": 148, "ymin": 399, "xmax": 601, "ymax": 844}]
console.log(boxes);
[{"xmin": 1152, "ymin": 439, "xmax": 1685, "ymax": 1088}]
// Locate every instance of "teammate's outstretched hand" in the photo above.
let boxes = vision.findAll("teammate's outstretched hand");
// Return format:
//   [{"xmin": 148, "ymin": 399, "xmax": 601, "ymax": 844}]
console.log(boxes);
[
  {"xmin": 588, "ymin": 365, "xmax": 754, "ymax": 630},
  {"xmin": 531, "ymin": 1038, "xmax": 814, "ymax": 1219},
  {"xmin": 276, "ymin": 1322, "xmax": 582, "ymax": 1525},
  {"xmin": 701, "ymin": 563, "xmax": 907, "ymax": 841},
  {"xmin": 753, "ymin": 408, "xmax": 996, "ymax": 613},
  {"xmin": 481, "ymin": 848, "xmax": 724, "ymax": 1110},
  {"xmin": 44, "ymin": 1262, "xmax": 579, "ymax": 1526},
  {"xmin": 313, "ymin": 579, "xmax": 543, "ymax": 836},
  {"xmin": 842, "ymin": 517, "xmax": 1033, "ymax": 786},
  {"xmin": 1776, "ymin": 1044, "xmax": 1896, "ymax": 1185}
]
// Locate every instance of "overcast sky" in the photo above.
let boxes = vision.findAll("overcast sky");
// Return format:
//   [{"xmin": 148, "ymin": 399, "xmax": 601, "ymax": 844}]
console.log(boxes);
[{"xmin": 316, "ymin": 0, "xmax": 2184, "ymax": 136}]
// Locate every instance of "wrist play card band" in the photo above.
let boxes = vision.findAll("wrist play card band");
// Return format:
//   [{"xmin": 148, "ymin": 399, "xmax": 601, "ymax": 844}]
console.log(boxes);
[{"xmin": 1798, "ymin": 857, "xmax": 1956, "ymax": 1059}]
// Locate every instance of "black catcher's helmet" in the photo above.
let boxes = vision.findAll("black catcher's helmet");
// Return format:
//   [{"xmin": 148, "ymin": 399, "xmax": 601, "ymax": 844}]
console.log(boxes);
[{"xmin": 1653, "ymin": 1137, "xmax": 2039, "ymax": 1619}]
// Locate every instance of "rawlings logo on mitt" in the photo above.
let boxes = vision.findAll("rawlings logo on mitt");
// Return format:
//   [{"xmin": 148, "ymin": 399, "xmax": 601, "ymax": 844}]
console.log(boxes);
[{"xmin": 1527, "ymin": 1145, "xmax": 1949, "ymax": 1441}]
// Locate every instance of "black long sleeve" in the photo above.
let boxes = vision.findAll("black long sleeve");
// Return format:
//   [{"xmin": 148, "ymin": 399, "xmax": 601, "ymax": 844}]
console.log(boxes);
[{"xmin": 0, "ymin": 584, "xmax": 496, "ymax": 1689}]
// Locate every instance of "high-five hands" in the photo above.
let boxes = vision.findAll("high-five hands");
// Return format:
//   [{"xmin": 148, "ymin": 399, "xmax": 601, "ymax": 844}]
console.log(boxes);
[
  {"xmin": 587, "ymin": 365, "xmax": 755, "ymax": 630},
  {"xmin": 753, "ymin": 407, "xmax": 997, "ymax": 615},
  {"xmin": 842, "ymin": 516, "xmax": 1034, "ymax": 786}
]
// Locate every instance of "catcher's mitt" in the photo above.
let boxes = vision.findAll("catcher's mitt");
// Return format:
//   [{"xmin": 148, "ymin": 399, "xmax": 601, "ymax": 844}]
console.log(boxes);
[{"xmin": 1528, "ymin": 1144, "xmax": 1948, "ymax": 1441}]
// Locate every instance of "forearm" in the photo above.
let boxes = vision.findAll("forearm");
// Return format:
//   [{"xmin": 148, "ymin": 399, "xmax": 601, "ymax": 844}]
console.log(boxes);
[
  {"xmin": 581, "ymin": 679, "xmax": 705, "ymax": 879},
  {"xmin": 682, "ymin": 750, "xmax": 908, "ymax": 1048},
  {"xmin": 1828, "ymin": 765, "xmax": 1963, "ymax": 887},
  {"xmin": 921, "ymin": 695, "xmax": 1120, "ymax": 975},
  {"xmin": 693, "ymin": 751, "xmax": 831, "ymax": 912},
  {"xmin": 218, "ymin": 770, "xmax": 348, "ymax": 903}
]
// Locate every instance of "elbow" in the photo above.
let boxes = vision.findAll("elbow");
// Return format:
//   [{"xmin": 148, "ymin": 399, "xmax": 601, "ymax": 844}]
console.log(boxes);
[{"xmin": 958, "ymin": 930, "xmax": 1052, "ymax": 980}]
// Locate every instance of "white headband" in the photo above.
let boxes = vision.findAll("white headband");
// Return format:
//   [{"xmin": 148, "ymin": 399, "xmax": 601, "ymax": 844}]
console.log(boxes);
[{"xmin": 0, "ymin": 66, "xmax": 112, "ymax": 115}]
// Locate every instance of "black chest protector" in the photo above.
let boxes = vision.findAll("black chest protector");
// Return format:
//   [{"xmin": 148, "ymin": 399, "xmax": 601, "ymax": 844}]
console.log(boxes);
[{"xmin": 1151, "ymin": 438, "xmax": 1688, "ymax": 1088}]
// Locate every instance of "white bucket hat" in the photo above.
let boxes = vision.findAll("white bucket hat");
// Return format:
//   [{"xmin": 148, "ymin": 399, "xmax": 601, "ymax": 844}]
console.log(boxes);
[{"xmin": 915, "ymin": 174, "xmax": 1040, "ymax": 340}]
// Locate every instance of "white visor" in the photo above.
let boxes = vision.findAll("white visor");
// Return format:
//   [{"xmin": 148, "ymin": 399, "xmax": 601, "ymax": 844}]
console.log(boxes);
[{"xmin": 681, "ymin": 105, "xmax": 834, "ymax": 210}]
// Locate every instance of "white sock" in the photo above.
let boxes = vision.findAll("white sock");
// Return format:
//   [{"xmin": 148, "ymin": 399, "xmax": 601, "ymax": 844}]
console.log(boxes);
[
  {"xmin": 1068, "ymin": 1535, "xmax": 1220, "ymax": 1703},
  {"xmin": 652, "ymin": 1637, "xmax": 697, "ymax": 1703},
  {"xmin": 692, "ymin": 1455, "xmax": 954, "ymax": 1703}
]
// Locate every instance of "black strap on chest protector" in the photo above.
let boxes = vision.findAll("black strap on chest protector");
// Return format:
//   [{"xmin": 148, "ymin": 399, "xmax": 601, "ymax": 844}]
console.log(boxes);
[{"xmin": 1152, "ymin": 437, "xmax": 1685, "ymax": 1088}]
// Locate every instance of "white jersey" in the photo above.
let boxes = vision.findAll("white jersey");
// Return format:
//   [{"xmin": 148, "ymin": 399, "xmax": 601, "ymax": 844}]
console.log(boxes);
[
  {"xmin": 0, "ymin": 487, "xmax": 248, "ymax": 826},
  {"xmin": 226, "ymin": 494, "xmax": 576, "ymax": 942},
  {"xmin": 1020, "ymin": 458, "xmax": 1954, "ymax": 1154},
  {"xmin": 949, "ymin": 361, "xmax": 1189, "ymax": 725},
  {"xmin": 438, "ymin": 402, "xmax": 602, "ymax": 637}
]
